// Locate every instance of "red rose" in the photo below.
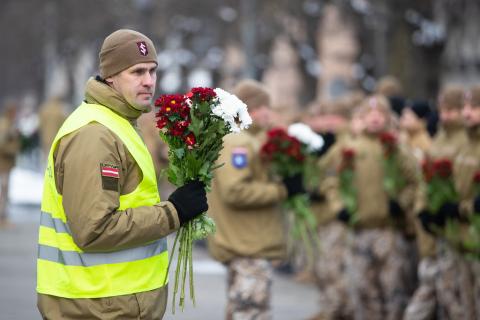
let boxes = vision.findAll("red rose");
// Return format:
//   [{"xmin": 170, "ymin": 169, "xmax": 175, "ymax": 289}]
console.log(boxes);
[
  {"xmin": 433, "ymin": 158, "xmax": 453, "ymax": 178},
  {"xmin": 190, "ymin": 87, "xmax": 216, "ymax": 102},
  {"xmin": 342, "ymin": 148, "xmax": 355, "ymax": 161},
  {"xmin": 261, "ymin": 142, "xmax": 277, "ymax": 156},
  {"xmin": 267, "ymin": 128, "xmax": 288, "ymax": 139},
  {"xmin": 422, "ymin": 159, "xmax": 434, "ymax": 182},
  {"xmin": 473, "ymin": 171, "xmax": 480, "ymax": 184},
  {"xmin": 184, "ymin": 132, "xmax": 196, "ymax": 146},
  {"xmin": 379, "ymin": 132, "xmax": 397, "ymax": 145}
]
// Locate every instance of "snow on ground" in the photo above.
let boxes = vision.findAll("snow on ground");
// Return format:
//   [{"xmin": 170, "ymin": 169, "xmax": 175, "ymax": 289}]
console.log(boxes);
[{"xmin": 8, "ymin": 167, "xmax": 43, "ymax": 205}]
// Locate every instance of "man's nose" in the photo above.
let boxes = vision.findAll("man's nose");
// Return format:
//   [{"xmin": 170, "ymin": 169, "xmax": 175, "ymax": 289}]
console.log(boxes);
[{"xmin": 142, "ymin": 73, "xmax": 155, "ymax": 87}]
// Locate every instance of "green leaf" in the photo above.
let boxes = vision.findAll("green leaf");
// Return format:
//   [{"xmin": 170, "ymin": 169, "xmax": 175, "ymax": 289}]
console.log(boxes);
[{"xmin": 174, "ymin": 148, "xmax": 185, "ymax": 159}]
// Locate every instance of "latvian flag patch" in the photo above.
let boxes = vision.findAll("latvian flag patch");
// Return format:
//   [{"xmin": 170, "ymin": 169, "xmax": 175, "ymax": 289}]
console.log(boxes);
[{"xmin": 101, "ymin": 164, "xmax": 120, "ymax": 178}]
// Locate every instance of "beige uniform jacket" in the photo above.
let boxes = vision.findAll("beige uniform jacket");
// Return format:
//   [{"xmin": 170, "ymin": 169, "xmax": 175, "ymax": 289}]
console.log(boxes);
[
  {"xmin": 453, "ymin": 127, "xmax": 480, "ymax": 248},
  {"xmin": 207, "ymin": 128, "xmax": 288, "ymax": 263},
  {"xmin": 38, "ymin": 98, "xmax": 67, "ymax": 155},
  {"xmin": 415, "ymin": 124, "xmax": 467, "ymax": 257},
  {"xmin": 323, "ymin": 133, "xmax": 423, "ymax": 231},
  {"xmin": 313, "ymin": 131, "xmax": 350, "ymax": 225},
  {"xmin": 0, "ymin": 116, "xmax": 20, "ymax": 172},
  {"xmin": 37, "ymin": 78, "xmax": 179, "ymax": 320}
]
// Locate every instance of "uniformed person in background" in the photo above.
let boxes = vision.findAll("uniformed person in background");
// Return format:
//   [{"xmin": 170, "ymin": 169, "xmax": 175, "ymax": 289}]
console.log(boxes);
[
  {"xmin": 38, "ymin": 95, "xmax": 67, "ymax": 161},
  {"xmin": 399, "ymin": 100, "xmax": 432, "ymax": 162},
  {"xmin": 36, "ymin": 29, "xmax": 208, "ymax": 320},
  {"xmin": 0, "ymin": 100, "xmax": 21, "ymax": 228},
  {"xmin": 414, "ymin": 85, "xmax": 480, "ymax": 319},
  {"xmin": 405, "ymin": 85, "xmax": 468, "ymax": 320},
  {"xmin": 324, "ymin": 95, "xmax": 423, "ymax": 320},
  {"xmin": 305, "ymin": 97, "xmax": 358, "ymax": 320},
  {"xmin": 207, "ymin": 79, "xmax": 304, "ymax": 320}
]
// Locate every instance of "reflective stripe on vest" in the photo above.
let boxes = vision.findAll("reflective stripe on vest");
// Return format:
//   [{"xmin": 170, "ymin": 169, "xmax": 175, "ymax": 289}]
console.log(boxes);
[{"xmin": 36, "ymin": 102, "xmax": 168, "ymax": 299}]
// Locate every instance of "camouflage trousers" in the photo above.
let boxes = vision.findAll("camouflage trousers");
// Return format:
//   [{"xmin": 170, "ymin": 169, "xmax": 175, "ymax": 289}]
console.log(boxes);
[
  {"xmin": 313, "ymin": 221, "xmax": 353, "ymax": 319},
  {"xmin": 346, "ymin": 228, "xmax": 412, "ymax": 320},
  {"xmin": 404, "ymin": 256, "xmax": 440, "ymax": 320},
  {"xmin": 0, "ymin": 172, "xmax": 9, "ymax": 222},
  {"xmin": 226, "ymin": 258, "xmax": 273, "ymax": 320},
  {"xmin": 435, "ymin": 243, "xmax": 477, "ymax": 320}
]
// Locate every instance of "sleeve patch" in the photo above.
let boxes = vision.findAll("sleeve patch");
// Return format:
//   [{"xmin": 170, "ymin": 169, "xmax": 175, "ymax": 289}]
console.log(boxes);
[
  {"xmin": 100, "ymin": 163, "xmax": 119, "ymax": 191},
  {"xmin": 231, "ymin": 147, "xmax": 248, "ymax": 169}
]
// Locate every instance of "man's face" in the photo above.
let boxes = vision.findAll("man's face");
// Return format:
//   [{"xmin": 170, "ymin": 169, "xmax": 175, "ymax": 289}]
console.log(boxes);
[
  {"xmin": 250, "ymin": 105, "xmax": 273, "ymax": 129},
  {"xmin": 439, "ymin": 107, "xmax": 461, "ymax": 125},
  {"xmin": 106, "ymin": 62, "xmax": 157, "ymax": 110},
  {"xmin": 462, "ymin": 102, "xmax": 480, "ymax": 128},
  {"xmin": 364, "ymin": 108, "xmax": 387, "ymax": 134},
  {"xmin": 400, "ymin": 108, "xmax": 423, "ymax": 132}
]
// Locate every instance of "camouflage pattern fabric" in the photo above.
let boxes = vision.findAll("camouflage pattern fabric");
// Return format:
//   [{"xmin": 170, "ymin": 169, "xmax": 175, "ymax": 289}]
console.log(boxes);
[{"xmin": 226, "ymin": 258, "xmax": 273, "ymax": 320}]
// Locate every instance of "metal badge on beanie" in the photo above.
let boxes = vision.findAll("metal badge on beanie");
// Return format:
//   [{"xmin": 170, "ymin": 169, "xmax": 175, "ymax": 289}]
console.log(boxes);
[{"xmin": 136, "ymin": 41, "xmax": 148, "ymax": 56}]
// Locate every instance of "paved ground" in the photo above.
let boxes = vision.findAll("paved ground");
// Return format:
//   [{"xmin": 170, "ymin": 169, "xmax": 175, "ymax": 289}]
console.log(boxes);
[{"xmin": 0, "ymin": 204, "xmax": 319, "ymax": 319}]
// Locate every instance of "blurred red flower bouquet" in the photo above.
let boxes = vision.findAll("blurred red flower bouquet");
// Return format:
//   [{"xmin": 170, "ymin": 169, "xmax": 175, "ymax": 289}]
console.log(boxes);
[
  {"xmin": 422, "ymin": 158, "xmax": 458, "ymax": 214},
  {"xmin": 261, "ymin": 126, "xmax": 320, "ymax": 264},
  {"xmin": 155, "ymin": 87, "xmax": 251, "ymax": 312}
]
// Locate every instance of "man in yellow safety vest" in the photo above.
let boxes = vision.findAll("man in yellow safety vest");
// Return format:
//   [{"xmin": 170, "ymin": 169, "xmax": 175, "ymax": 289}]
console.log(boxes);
[{"xmin": 36, "ymin": 29, "xmax": 208, "ymax": 320}]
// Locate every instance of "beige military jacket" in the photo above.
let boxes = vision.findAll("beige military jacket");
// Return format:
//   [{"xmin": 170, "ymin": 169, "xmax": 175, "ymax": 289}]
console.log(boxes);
[
  {"xmin": 323, "ymin": 133, "xmax": 423, "ymax": 231},
  {"xmin": 0, "ymin": 115, "xmax": 20, "ymax": 172},
  {"xmin": 38, "ymin": 97, "xmax": 67, "ymax": 156},
  {"xmin": 207, "ymin": 127, "xmax": 288, "ymax": 263},
  {"xmin": 453, "ymin": 127, "xmax": 480, "ymax": 241},
  {"xmin": 415, "ymin": 123, "xmax": 467, "ymax": 257},
  {"xmin": 37, "ymin": 78, "xmax": 179, "ymax": 320}
]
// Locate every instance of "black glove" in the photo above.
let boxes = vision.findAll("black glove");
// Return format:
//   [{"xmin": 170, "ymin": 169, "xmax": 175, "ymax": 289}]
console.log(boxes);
[
  {"xmin": 308, "ymin": 190, "xmax": 325, "ymax": 203},
  {"xmin": 336, "ymin": 208, "xmax": 351, "ymax": 224},
  {"xmin": 282, "ymin": 174, "xmax": 305, "ymax": 198},
  {"xmin": 474, "ymin": 196, "xmax": 480, "ymax": 214},
  {"xmin": 389, "ymin": 199, "xmax": 404, "ymax": 218},
  {"xmin": 168, "ymin": 180, "xmax": 208, "ymax": 225},
  {"xmin": 417, "ymin": 210, "xmax": 435, "ymax": 234},
  {"xmin": 437, "ymin": 202, "xmax": 460, "ymax": 223}
]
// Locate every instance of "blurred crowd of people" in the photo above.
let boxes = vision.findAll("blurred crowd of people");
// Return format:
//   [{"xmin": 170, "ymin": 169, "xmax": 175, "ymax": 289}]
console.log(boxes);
[{"xmin": 1, "ymin": 74, "xmax": 479, "ymax": 319}]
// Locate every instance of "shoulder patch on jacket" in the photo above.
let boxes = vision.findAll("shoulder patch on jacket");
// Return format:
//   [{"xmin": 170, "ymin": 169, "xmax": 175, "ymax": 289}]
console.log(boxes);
[
  {"xmin": 100, "ymin": 163, "xmax": 119, "ymax": 191},
  {"xmin": 231, "ymin": 147, "xmax": 248, "ymax": 169}
]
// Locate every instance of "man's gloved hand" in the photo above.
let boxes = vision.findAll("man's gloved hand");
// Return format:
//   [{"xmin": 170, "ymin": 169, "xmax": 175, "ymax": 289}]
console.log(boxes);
[
  {"xmin": 389, "ymin": 199, "xmax": 404, "ymax": 218},
  {"xmin": 417, "ymin": 210, "xmax": 436, "ymax": 235},
  {"xmin": 168, "ymin": 180, "xmax": 208, "ymax": 225},
  {"xmin": 282, "ymin": 174, "xmax": 305, "ymax": 198},
  {"xmin": 474, "ymin": 196, "xmax": 480, "ymax": 214},
  {"xmin": 437, "ymin": 202, "xmax": 460, "ymax": 223},
  {"xmin": 336, "ymin": 208, "xmax": 351, "ymax": 224}
]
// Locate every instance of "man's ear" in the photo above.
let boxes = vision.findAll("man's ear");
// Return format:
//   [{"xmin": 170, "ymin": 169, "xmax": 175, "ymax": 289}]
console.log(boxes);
[{"xmin": 104, "ymin": 76, "xmax": 114, "ymax": 86}]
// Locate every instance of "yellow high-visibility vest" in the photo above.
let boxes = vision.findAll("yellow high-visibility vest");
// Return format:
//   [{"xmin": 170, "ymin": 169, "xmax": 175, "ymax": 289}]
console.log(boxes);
[{"xmin": 36, "ymin": 102, "xmax": 168, "ymax": 298}]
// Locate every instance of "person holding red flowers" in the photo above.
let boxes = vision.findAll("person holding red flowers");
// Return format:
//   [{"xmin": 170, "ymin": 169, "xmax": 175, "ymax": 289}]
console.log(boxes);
[
  {"xmin": 322, "ymin": 95, "xmax": 423, "ymax": 320},
  {"xmin": 36, "ymin": 29, "xmax": 208, "ymax": 320},
  {"xmin": 207, "ymin": 79, "xmax": 303, "ymax": 320},
  {"xmin": 404, "ymin": 85, "xmax": 470, "ymax": 320}
]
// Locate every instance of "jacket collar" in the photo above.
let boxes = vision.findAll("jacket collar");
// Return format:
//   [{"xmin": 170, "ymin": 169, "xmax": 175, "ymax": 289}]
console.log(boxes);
[{"xmin": 84, "ymin": 77, "xmax": 145, "ymax": 121}]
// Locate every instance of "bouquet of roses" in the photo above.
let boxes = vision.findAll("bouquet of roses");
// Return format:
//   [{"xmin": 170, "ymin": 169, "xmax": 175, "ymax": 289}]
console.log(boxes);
[
  {"xmin": 261, "ymin": 125, "xmax": 321, "ymax": 264},
  {"xmin": 155, "ymin": 87, "xmax": 251, "ymax": 312},
  {"xmin": 338, "ymin": 148, "xmax": 358, "ymax": 225},
  {"xmin": 379, "ymin": 132, "xmax": 406, "ymax": 196},
  {"xmin": 422, "ymin": 158, "xmax": 458, "ymax": 214}
]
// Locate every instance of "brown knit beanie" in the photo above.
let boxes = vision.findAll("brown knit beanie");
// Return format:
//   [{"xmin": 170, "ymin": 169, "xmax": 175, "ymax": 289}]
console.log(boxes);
[
  {"xmin": 465, "ymin": 85, "xmax": 480, "ymax": 107},
  {"xmin": 233, "ymin": 79, "xmax": 271, "ymax": 110},
  {"xmin": 99, "ymin": 29, "xmax": 158, "ymax": 78},
  {"xmin": 438, "ymin": 85, "xmax": 464, "ymax": 110}
]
